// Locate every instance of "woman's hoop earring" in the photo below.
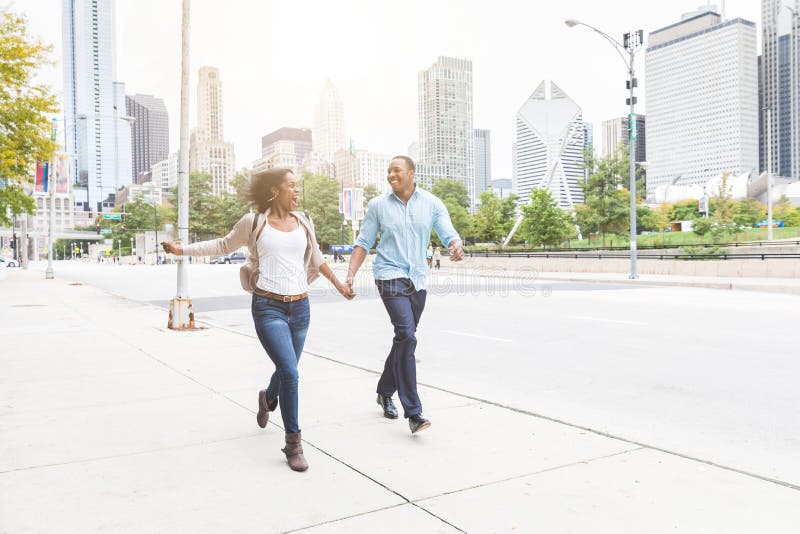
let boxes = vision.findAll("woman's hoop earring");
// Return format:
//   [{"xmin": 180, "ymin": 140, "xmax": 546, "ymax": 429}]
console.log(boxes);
[{"xmin": 267, "ymin": 194, "xmax": 277, "ymax": 203}]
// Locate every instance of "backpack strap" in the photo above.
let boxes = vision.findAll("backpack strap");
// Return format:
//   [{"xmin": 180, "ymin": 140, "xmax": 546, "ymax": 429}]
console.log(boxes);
[{"xmin": 251, "ymin": 212, "xmax": 267, "ymax": 248}]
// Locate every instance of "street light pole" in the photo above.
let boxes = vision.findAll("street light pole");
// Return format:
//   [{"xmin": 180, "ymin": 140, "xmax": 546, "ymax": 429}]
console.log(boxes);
[
  {"xmin": 46, "ymin": 118, "xmax": 57, "ymax": 279},
  {"xmin": 566, "ymin": 19, "xmax": 642, "ymax": 279},
  {"xmin": 767, "ymin": 108, "xmax": 774, "ymax": 240},
  {"xmin": 169, "ymin": 0, "xmax": 194, "ymax": 329},
  {"xmin": 625, "ymin": 31, "xmax": 642, "ymax": 279}
]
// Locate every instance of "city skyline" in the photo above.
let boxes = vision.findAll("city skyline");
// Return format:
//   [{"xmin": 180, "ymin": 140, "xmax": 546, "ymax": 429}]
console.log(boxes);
[{"xmin": 25, "ymin": 1, "xmax": 762, "ymax": 181}]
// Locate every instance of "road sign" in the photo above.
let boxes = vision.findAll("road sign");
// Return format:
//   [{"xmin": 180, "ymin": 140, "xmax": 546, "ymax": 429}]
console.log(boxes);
[
  {"xmin": 629, "ymin": 114, "xmax": 637, "ymax": 141},
  {"xmin": 102, "ymin": 213, "xmax": 122, "ymax": 220},
  {"xmin": 100, "ymin": 228, "xmax": 113, "ymax": 235}
]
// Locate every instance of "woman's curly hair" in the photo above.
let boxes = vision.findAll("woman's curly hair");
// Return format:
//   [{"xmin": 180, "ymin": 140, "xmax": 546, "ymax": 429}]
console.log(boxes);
[{"xmin": 244, "ymin": 168, "xmax": 293, "ymax": 213}]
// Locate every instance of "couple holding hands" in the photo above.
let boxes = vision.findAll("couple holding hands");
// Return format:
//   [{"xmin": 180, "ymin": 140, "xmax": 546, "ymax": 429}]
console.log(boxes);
[{"xmin": 162, "ymin": 155, "xmax": 464, "ymax": 472}]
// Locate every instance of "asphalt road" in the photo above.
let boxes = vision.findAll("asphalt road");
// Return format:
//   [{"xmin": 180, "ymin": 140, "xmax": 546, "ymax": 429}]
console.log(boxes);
[{"xmin": 48, "ymin": 260, "xmax": 800, "ymax": 490}]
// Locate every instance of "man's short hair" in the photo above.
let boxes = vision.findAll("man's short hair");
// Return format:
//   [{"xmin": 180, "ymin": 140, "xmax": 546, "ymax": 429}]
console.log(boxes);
[{"xmin": 391, "ymin": 155, "xmax": 415, "ymax": 172}]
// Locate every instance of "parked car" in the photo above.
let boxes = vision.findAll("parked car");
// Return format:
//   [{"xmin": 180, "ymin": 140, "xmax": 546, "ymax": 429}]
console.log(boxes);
[
  {"xmin": 0, "ymin": 257, "xmax": 18, "ymax": 268},
  {"xmin": 210, "ymin": 256, "xmax": 223, "ymax": 264},
  {"xmin": 220, "ymin": 251, "xmax": 247, "ymax": 264}
]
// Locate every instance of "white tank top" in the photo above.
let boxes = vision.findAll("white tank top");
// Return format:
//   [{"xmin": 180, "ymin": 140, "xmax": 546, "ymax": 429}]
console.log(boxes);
[{"xmin": 255, "ymin": 221, "xmax": 309, "ymax": 295}]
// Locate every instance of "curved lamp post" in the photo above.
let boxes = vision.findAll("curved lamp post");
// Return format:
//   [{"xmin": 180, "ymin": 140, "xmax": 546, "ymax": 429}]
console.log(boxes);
[{"xmin": 566, "ymin": 19, "xmax": 643, "ymax": 279}]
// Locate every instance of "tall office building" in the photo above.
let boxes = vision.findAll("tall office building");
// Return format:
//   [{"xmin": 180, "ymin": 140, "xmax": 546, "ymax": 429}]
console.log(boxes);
[
  {"xmin": 583, "ymin": 122, "xmax": 594, "ymax": 180},
  {"xmin": 62, "ymin": 0, "xmax": 134, "ymax": 215},
  {"xmin": 261, "ymin": 128, "xmax": 313, "ymax": 165},
  {"xmin": 760, "ymin": 0, "xmax": 799, "ymax": 178},
  {"xmin": 418, "ymin": 56, "xmax": 475, "ymax": 204},
  {"xmin": 189, "ymin": 66, "xmax": 236, "ymax": 196},
  {"xmin": 583, "ymin": 123, "xmax": 594, "ymax": 153},
  {"xmin": 601, "ymin": 116, "xmax": 646, "ymax": 160},
  {"xmin": 645, "ymin": 10, "xmax": 758, "ymax": 192},
  {"xmin": 126, "ymin": 94, "xmax": 169, "ymax": 183},
  {"xmin": 793, "ymin": 1, "xmax": 800, "ymax": 180},
  {"xmin": 151, "ymin": 152, "xmax": 179, "ymax": 189},
  {"xmin": 473, "ymin": 129, "xmax": 492, "ymax": 202},
  {"xmin": 333, "ymin": 149, "xmax": 393, "ymax": 192},
  {"xmin": 514, "ymin": 81, "xmax": 584, "ymax": 209},
  {"xmin": 312, "ymin": 79, "xmax": 345, "ymax": 168}
]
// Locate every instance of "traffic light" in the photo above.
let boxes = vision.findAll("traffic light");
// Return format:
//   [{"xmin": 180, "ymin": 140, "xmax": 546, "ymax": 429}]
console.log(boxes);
[{"xmin": 121, "ymin": 224, "xmax": 126, "ymax": 232}]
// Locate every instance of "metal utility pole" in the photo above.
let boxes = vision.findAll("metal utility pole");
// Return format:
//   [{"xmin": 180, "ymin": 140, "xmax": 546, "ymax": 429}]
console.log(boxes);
[
  {"xmin": 46, "ymin": 118, "xmax": 57, "ymax": 279},
  {"xmin": 565, "ymin": 19, "xmax": 642, "ymax": 279},
  {"xmin": 169, "ymin": 0, "xmax": 195, "ymax": 329},
  {"xmin": 624, "ymin": 30, "xmax": 643, "ymax": 279},
  {"xmin": 767, "ymin": 109, "xmax": 774, "ymax": 241}
]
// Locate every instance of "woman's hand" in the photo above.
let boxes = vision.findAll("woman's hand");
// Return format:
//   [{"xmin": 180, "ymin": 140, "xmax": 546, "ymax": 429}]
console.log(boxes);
[
  {"xmin": 161, "ymin": 241, "xmax": 183, "ymax": 256},
  {"xmin": 335, "ymin": 278, "xmax": 355, "ymax": 300}
]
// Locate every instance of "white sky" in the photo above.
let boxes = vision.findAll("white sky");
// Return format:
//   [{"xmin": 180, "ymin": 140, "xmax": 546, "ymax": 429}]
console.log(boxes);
[{"xmin": 22, "ymin": 0, "xmax": 762, "ymax": 179}]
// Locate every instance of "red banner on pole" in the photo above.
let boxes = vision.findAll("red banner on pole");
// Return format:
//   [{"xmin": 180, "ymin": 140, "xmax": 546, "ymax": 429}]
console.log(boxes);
[{"xmin": 35, "ymin": 162, "xmax": 49, "ymax": 193}]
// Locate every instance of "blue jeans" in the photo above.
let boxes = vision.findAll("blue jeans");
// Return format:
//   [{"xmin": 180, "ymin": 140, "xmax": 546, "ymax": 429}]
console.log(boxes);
[
  {"xmin": 251, "ymin": 294, "xmax": 310, "ymax": 434},
  {"xmin": 375, "ymin": 278, "xmax": 427, "ymax": 418}
]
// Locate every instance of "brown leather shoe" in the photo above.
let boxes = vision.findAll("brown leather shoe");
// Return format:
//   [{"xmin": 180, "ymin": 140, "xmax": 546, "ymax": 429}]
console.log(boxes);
[
  {"xmin": 256, "ymin": 390, "xmax": 277, "ymax": 429},
  {"xmin": 282, "ymin": 432, "xmax": 308, "ymax": 471}
]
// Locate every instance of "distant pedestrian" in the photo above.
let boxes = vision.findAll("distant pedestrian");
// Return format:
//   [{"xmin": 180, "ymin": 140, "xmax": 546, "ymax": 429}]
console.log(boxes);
[
  {"xmin": 346, "ymin": 155, "xmax": 464, "ymax": 434},
  {"xmin": 426, "ymin": 244, "xmax": 433, "ymax": 268},
  {"xmin": 162, "ymin": 167, "xmax": 352, "ymax": 472},
  {"xmin": 434, "ymin": 247, "xmax": 441, "ymax": 269}
]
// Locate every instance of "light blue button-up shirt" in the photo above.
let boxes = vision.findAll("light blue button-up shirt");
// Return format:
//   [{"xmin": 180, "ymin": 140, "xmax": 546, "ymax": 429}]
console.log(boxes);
[{"xmin": 355, "ymin": 186, "xmax": 460, "ymax": 290}]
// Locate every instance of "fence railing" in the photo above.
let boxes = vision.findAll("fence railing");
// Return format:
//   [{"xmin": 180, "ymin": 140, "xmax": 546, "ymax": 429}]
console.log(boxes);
[
  {"xmin": 466, "ymin": 240, "xmax": 800, "ymax": 254},
  {"xmin": 465, "ymin": 251, "xmax": 800, "ymax": 261}
]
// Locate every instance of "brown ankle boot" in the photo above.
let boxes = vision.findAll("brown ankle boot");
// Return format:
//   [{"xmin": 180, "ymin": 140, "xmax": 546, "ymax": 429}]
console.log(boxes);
[{"xmin": 282, "ymin": 432, "xmax": 308, "ymax": 472}]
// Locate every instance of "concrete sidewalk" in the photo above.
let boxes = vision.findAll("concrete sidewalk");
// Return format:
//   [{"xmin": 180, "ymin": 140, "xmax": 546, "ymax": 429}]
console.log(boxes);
[{"xmin": 2, "ymin": 269, "xmax": 799, "ymax": 533}]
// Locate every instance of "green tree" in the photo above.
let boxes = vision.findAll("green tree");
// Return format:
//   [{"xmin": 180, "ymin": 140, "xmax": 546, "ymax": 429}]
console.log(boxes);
[
  {"xmin": 520, "ymin": 189, "xmax": 573, "ymax": 247},
  {"xmin": 430, "ymin": 178, "xmax": 470, "ymax": 209},
  {"xmin": 785, "ymin": 207, "xmax": 800, "ymax": 228},
  {"xmin": 691, "ymin": 217, "xmax": 713, "ymax": 237},
  {"xmin": 733, "ymin": 197, "xmax": 766, "ymax": 228},
  {"xmin": 167, "ymin": 172, "xmax": 219, "ymax": 240},
  {"xmin": 772, "ymin": 195, "xmax": 793, "ymax": 224},
  {"xmin": 499, "ymin": 193, "xmax": 523, "ymax": 245},
  {"xmin": 445, "ymin": 198, "xmax": 472, "ymax": 243},
  {"xmin": 711, "ymin": 173, "xmax": 737, "ymax": 238},
  {"xmin": 581, "ymin": 146, "xmax": 630, "ymax": 246},
  {"xmin": 362, "ymin": 183, "xmax": 380, "ymax": 205},
  {"xmin": 472, "ymin": 190, "xmax": 504, "ymax": 242},
  {"xmin": 636, "ymin": 205, "xmax": 659, "ymax": 233},
  {"xmin": 209, "ymin": 190, "xmax": 248, "ymax": 237},
  {"xmin": 298, "ymin": 172, "xmax": 351, "ymax": 248},
  {"xmin": 0, "ymin": 13, "xmax": 59, "ymax": 226},
  {"xmin": 653, "ymin": 203, "xmax": 672, "ymax": 234},
  {"xmin": 671, "ymin": 199, "xmax": 700, "ymax": 222}
]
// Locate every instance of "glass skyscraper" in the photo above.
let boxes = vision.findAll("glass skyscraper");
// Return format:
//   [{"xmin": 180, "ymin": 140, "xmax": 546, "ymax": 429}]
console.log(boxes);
[{"xmin": 62, "ymin": 0, "xmax": 133, "ymax": 215}]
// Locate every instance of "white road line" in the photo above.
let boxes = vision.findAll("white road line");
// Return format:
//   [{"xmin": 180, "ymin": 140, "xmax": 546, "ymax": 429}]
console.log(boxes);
[
  {"xmin": 565, "ymin": 315, "xmax": 649, "ymax": 326},
  {"xmin": 441, "ymin": 330, "xmax": 513, "ymax": 343}
]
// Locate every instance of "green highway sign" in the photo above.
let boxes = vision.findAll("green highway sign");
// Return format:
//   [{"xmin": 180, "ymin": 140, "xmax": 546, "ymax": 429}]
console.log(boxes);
[
  {"xmin": 102, "ymin": 213, "xmax": 122, "ymax": 220},
  {"xmin": 100, "ymin": 228, "xmax": 113, "ymax": 235}
]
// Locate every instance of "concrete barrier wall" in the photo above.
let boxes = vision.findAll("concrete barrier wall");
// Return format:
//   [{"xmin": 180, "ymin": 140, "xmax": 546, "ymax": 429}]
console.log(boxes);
[{"xmin": 454, "ymin": 257, "xmax": 800, "ymax": 278}]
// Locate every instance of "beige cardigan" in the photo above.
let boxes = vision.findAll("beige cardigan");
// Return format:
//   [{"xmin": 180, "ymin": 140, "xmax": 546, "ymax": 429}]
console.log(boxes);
[{"xmin": 181, "ymin": 209, "xmax": 325, "ymax": 285}]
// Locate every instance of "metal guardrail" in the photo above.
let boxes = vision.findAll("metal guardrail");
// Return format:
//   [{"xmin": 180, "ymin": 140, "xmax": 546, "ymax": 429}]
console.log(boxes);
[
  {"xmin": 466, "ymin": 240, "xmax": 800, "ymax": 254},
  {"xmin": 465, "ymin": 251, "xmax": 800, "ymax": 261}
]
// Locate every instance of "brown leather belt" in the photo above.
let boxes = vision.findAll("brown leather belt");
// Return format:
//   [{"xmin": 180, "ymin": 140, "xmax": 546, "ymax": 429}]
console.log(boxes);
[{"xmin": 254, "ymin": 288, "xmax": 309, "ymax": 302}]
